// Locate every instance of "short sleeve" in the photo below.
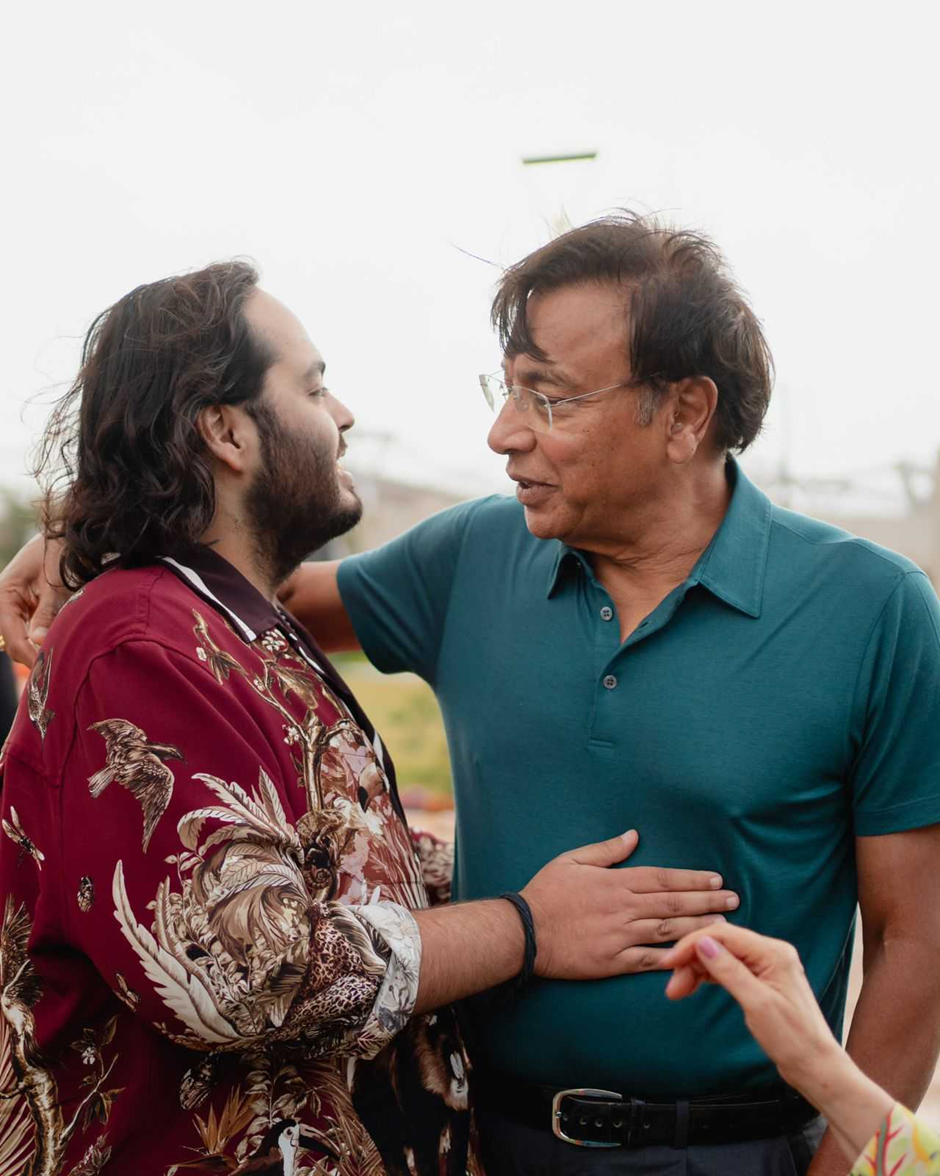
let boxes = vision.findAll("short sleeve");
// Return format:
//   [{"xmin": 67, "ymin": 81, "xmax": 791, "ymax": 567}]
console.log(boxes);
[
  {"xmin": 337, "ymin": 497, "xmax": 488, "ymax": 684},
  {"xmin": 851, "ymin": 571, "xmax": 940, "ymax": 836}
]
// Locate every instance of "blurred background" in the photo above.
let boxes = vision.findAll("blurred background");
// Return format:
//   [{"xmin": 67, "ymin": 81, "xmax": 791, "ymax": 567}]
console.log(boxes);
[{"xmin": 1, "ymin": 0, "xmax": 938, "ymax": 1108}]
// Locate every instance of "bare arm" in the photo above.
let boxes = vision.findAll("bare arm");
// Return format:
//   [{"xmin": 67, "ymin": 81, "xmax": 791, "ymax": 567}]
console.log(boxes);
[
  {"xmin": 277, "ymin": 560, "xmax": 360, "ymax": 652},
  {"xmin": 806, "ymin": 824, "xmax": 940, "ymax": 1176},
  {"xmin": 664, "ymin": 924, "xmax": 894, "ymax": 1165}
]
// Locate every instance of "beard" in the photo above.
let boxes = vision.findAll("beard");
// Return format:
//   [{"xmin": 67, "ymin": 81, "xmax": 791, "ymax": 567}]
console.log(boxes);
[{"xmin": 244, "ymin": 400, "xmax": 363, "ymax": 587}]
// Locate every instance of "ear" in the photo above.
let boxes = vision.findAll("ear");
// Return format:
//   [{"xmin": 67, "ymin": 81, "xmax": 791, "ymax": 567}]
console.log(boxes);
[
  {"xmin": 664, "ymin": 377, "xmax": 719, "ymax": 465},
  {"xmin": 196, "ymin": 403, "xmax": 258, "ymax": 475}
]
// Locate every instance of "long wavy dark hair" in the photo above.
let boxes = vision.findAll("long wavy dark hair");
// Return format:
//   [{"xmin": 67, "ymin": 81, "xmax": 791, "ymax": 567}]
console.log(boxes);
[{"xmin": 34, "ymin": 261, "xmax": 272, "ymax": 587}]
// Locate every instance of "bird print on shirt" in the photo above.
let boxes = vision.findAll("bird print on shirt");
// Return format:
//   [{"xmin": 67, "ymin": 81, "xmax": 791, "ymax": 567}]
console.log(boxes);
[
  {"xmin": 27, "ymin": 648, "xmax": 55, "ymax": 741},
  {"xmin": 87, "ymin": 719, "xmax": 183, "ymax": 852}
]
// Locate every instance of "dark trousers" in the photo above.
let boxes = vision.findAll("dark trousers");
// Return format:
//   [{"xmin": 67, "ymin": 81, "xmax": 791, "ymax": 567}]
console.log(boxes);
[{"xmin": 477, "ymin": 1105, "xmax": 826, "ymax": 1175}]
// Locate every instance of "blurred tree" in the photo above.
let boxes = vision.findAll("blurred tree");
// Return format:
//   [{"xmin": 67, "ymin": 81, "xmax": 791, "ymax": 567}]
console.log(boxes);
[{"xmin": 0, "ymin": 487, "xmax": 38, "ymax": 568}]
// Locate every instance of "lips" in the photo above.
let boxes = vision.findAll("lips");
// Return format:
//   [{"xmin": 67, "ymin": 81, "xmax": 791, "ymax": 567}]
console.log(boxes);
[
  {"xmin": 509, "ymin": 472, "xmax": 554, "ymax": 507},
  {"xmin": 336, "ymin": 446, "xmax": 355, "ymax": 487}
]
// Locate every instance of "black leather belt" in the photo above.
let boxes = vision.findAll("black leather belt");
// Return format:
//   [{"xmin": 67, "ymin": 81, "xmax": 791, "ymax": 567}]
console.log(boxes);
[{"xmin": 475, "ymin": 1070, "xmax": 819, "ymax": 1149}]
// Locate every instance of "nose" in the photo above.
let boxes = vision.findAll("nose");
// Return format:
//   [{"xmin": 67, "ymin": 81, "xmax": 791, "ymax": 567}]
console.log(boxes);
[
  {"xmin": 487, "ymin": 399, "xmax": 537, "ymax": 456},
  {"xmin": 328, "ymin": 391, "xmax": 355, "ymax": 435}
]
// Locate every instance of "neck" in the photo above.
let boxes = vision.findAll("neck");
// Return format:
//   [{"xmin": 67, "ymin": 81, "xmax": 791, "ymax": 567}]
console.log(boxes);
[
  {"xmin": 199, "ymin": 507, "xmax": 280, "ymax": 602},
  {"xmin": 587, "ymin": 459, "xmax": 732, "ymax": 598}
]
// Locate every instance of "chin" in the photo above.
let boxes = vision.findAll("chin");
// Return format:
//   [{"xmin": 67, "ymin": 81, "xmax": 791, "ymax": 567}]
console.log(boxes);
[
  {"xmin": 340, "ymin": 487, "xmax": 364, "ymax": 523},
  {"xmin": 522, "ymin": 505, "xmax": 566, "ymax": 542}
]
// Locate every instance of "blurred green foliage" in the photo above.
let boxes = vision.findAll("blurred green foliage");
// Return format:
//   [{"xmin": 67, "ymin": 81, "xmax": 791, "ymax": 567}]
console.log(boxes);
[
  {"xmin": 0, "ymin": 489, "xmax": 38, "ymax": 569},
  {"xmin": 333, "ymin": 654, "xmax": 453, "ymax": 800}
]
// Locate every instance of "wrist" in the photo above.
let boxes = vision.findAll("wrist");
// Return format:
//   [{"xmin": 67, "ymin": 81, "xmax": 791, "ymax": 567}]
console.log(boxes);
[
  {"xmin": 499, "ymin": 893, "xmax": 537, "ymax": 986},
  {"xmin": 518, "ymin": 885, "xmax": 551, "ymax": 977},
  {"xmin": 791, "ymin": 1048, "xmax": 893, "ymax": 1161}
]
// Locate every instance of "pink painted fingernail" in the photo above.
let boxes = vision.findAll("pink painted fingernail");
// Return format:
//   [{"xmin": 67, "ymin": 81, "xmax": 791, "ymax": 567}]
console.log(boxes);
[{"xmin": 697, "ymin": 936, "xmax": 722, "ymax": 960}]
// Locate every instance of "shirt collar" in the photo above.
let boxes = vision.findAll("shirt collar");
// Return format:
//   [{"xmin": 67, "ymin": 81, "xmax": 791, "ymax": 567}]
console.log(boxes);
[
  {"xmin": 160, "ymin": 546, "xmax": 280, "ymax": 642},
  {"xmin": 546, "ymin": 459, "xmax": 772, "ymax": 618}
]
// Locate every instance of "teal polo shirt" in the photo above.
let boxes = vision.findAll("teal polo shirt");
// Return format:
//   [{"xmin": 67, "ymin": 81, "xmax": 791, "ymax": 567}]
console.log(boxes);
[{"xmin": 337, "ymin": 461, "xmax": 940, "ymax": 1096}]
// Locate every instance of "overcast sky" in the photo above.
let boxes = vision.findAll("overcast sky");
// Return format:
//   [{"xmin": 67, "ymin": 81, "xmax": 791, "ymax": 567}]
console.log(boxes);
[{"xmin": 2, "ymin": 0, "xmax": 937, "ymax": 510}]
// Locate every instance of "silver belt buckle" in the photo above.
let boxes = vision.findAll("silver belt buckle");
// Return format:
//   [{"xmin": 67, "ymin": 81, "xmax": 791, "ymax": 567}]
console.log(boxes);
[{"xmin": 551, "ymin": 1087, "xmax": 623, "ymax": 1148}]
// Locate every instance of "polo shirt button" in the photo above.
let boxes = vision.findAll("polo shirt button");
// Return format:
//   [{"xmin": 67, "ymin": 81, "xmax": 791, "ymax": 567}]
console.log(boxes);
[
  {"xmin": 603, "ymin": 674, "xmax": 618, "ymax": 690},
  {"xmin": 600, "ymin": 606, "xmax": 614, "ymax": 621}
]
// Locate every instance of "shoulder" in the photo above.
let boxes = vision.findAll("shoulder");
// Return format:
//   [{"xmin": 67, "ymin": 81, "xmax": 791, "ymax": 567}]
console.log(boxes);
[
  {"xmin": 341, "ymin": 494, "xmax": 527, "ymax": 576},
  {"xmin": 4, "ymin": 564, "xmax": 246, "ymax": 774},
  {"xmin": 44, "ymin": 563, "xmax": 210, "ymax": 668},
  {"xmin": 410, "ymin": 494, "xmax": 524, "ymax": 542},
  {"xmin": 767, "ymin": 503, "xmax": 929, "ymax": 598}
]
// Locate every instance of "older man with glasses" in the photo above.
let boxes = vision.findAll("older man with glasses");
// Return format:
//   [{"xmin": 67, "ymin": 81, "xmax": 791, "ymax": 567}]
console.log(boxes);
[{"xmin": 4, "ymin": 212, "xmax": 940, "ymax": 1175}]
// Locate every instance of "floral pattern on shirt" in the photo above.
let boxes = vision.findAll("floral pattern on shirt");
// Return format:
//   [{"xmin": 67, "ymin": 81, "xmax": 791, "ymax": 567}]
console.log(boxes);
[
  {"xmin": 0, "ymin": 557, "xmax": 477, "ymax": 1176},
  {"xmin": 852, "ymin": 1104, "xmax": 940, "ymax": 1175}
]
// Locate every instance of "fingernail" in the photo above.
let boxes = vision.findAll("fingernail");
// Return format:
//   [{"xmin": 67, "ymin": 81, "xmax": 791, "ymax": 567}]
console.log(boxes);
[
  {"xmin": 709, "ymin": 915, "xmax": 727, "ymax": 924},
  {"xmin": 697, "ymin": 936, "xmax": 722, "ymax": 960},
  {"xmin": 726, "ymin": 895, "xmax": 739, "ymax": 910},
  {"xmin": 32, "ymin": 628, "xmax": 48, "ymax": 643},
  {"xmin": 621, "ymin": 829, "xmax": 637, "ymax": 842},
  {"xmin": 709, "ymin": 875, "xmax": 722, "ymax": 889}
]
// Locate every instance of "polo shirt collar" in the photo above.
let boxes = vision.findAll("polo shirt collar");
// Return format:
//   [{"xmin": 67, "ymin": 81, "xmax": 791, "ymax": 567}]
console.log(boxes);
[{"xmin": 546, "ymin": 458, "xmax": 772, "ymax": 619}]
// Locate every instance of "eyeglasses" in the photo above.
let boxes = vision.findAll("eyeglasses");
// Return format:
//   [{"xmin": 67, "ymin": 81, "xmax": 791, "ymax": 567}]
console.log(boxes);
[{"xmin": 478, "ymin": 372, "xmax": 630, "ymax": 433}]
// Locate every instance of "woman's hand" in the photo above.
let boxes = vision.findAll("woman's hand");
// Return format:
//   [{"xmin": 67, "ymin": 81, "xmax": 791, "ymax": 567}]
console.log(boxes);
[
  {"xmin": 0, "ymin": 535, "xmax": 69, "ymax": 667},
  {"xmin": 662, "ymin": 923, "xmax": 894, "ymax": 1163}
]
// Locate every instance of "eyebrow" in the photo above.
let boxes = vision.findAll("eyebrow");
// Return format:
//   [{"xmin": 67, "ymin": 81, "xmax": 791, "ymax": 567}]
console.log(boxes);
[
  {"xmin": 510, "ymin": 362, "xmax": 578, "ymax": 391},
  {"xmin": 302, "ymin": 360, "xmax": 326, "ymax": 383}
]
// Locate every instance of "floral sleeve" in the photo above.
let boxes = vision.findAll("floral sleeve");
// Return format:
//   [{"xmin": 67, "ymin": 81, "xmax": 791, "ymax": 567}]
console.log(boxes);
[
  {"xmin": 411, "ymin": 828, "xmax": 454, "ymax": 905},
  {"xmin": 851, "ymin": 1104, "xmax": 940, "ymax": 1175},
  {"xmin": 65, "ymin": 640, "xmax": 422, "ymax": 1067}
]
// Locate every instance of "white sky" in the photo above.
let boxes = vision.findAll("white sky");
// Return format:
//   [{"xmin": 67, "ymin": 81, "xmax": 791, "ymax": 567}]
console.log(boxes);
[{"xmin": 2, "ymin": 0, "xmax": 938, "ymax": 508}]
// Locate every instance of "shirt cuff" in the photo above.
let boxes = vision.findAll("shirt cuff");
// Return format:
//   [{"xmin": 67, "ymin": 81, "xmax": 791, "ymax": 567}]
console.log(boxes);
[{"xmin": 346, "ymin": 901, "xmax": 422, "ymax": 1057}]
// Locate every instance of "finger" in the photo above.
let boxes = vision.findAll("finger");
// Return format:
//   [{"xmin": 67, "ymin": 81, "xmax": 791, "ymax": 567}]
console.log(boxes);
[
  {"xmin": 0, "ymin": 598, "xmax": 39, "ymax": 668},
  {"xmin": 568, "ymin": 829, "xmax": 639, "ymax": 869},
  {"xmin": 664, "ymin": 962, "xmax": 708, "ymax": 1000},
  {"xmin": 627, "ymin": 913, "xmax": 727, "ymax": 944},
  {"xmin": 690, "ymin": 936, "xmax": 769, "ymax": 1007},
  {"xmin": 639, "ymin": 889, "xmax": 739, "ymax": 920},
  {"xmin": 665, "ymin": 922, "xmax": 783, "ymax": 972},
  {"xmin": 627, "ymin": 866, "xmax": 725, "ymax": 894},
  {"xmin": 28, "ymin": 586, "xmax": 65, "ymax": 647},
  {"xmin": 613, "ymin": 945, "xmax": 676, "ymax": 973}
]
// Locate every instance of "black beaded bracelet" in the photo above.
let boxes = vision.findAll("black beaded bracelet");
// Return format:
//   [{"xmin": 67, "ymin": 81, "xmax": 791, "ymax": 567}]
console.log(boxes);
[{"xmin": 499, "ymin": 891, "xmax": 537, "ymax": 988}]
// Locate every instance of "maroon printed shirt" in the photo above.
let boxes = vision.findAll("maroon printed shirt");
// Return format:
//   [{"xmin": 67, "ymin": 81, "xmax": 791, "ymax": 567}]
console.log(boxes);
[{"xmin": 0, "ymin": 548, "xmax": 476, "ymax": 1175}]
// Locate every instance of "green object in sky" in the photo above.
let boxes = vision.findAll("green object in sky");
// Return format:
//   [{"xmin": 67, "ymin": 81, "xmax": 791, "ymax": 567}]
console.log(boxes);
[{"xmin": 521, "ymin": 151, "xmax": 597, "ymax": 165}]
